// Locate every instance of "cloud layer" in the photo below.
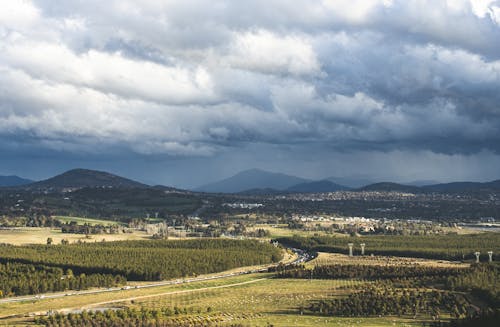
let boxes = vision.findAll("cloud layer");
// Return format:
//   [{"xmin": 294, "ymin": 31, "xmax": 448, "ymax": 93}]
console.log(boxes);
[{"xmin": 1, "ymin": 0, "xmax": 500, "ymax": 183}]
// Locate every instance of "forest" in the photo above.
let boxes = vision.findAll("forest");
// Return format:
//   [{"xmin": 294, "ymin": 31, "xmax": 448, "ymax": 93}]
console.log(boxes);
[
  {"xmin": 0, "ymin": 261, "xmax": 125, "ymax": 297},
  {"xmin": 0, "ymin": 239, "xmax": 281, "ymax": 296},
  {"xmin": 277, "ymin": 233, "xmax": 500, "ymax": 261}
]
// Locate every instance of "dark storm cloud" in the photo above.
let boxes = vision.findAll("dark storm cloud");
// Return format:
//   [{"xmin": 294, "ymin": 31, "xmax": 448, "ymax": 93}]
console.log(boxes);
[{"xmin": 1, "ymin": 0, "xmax": 500, "ymax": 184}]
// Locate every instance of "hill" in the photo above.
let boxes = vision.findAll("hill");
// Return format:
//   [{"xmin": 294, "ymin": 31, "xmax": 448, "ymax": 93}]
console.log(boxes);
[
  {"xmin": 237, "ymin": 188, "xmax": 285, "ymax": 195},
  {"xmin": 422, "ymin": 180, "xmax": 500, "ymax": 192},
  {"xmin": 358, "ymin": 180, "xmax": 500, "ymax": 193},
  {"xmin": 358, "ymin": 182, "xmax": 422, "ymax": 193},
  {"xmin": 195, "ymin": 169, "xmax": 309, "ymax": 193},
  {"xmin": 326, "ymin": 176, "xmax": 378, "ymax": 188},
  {"xmin": 0, "ymin": 175, "xmax": 34, "ymax": 187},
  {"xmin": 22, "ymin": 168, "xmax": 148, "ymax": 191},
  {"xmin": 286, "ymin": 180, "xmax": 350, "ymax": 193}
]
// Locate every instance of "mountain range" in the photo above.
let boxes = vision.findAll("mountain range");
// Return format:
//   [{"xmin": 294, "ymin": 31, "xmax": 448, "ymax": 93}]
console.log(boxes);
[
  {"xmin": 197, "ymin": 169, "xmax": 500, "ymax": 194},
  {"xmin": 194, "ymin": 169, "xmax": 309, "ymax": 193},
  {"xmin": 1, "ymin": 168, "xmax": 499, "ymax": 194}
]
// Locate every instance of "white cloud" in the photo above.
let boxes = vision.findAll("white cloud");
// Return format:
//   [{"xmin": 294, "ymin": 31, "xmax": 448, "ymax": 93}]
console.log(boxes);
[
  {"xmin": 0, "ymin": 0, "xmax": 499, "ymax": 159},
  {"xmin": 0, "ymin": 0, "xmax": 40, "ymax": 30},
  {"xmin": 1, "ymin": 40, "xmax": 216, "ymax": 105},
  {"xmin": 227, "ymin": 29, "xmax": 320, "ymax": 76}
]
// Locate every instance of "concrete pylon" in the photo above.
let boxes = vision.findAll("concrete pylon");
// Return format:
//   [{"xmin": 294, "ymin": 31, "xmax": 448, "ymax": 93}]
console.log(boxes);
[
  {"xmin": 488, "ymin": 251, "xmax": 493, "ymax": 263},
  {"xmin": 360, "ymin": 243, "xmax": 366, "ymax": 256},
  {"xmin": 348, "ymin": 243, "xmax": 354, "ymax": 257},
  {"xmin": 474, "ymin": 251, "xmax": 480, "ymax": 263}
]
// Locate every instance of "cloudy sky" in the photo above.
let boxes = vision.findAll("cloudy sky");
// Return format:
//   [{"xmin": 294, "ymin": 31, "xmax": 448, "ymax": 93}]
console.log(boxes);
[{"xmin": 1, "ymin": 0, "xmax": 500, "ymax": 188}]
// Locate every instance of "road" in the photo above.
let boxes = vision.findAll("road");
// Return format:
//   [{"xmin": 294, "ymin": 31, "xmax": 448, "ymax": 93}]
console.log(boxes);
[{"xmin": 0, "ymin": 246, "xmax": 310, "ymax": 306}]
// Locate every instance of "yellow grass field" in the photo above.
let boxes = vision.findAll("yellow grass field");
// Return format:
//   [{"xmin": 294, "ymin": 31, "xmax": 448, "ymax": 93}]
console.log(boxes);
[{"xmin": 0, "ymin": 227, "xmax": 150, "ymax": 245}]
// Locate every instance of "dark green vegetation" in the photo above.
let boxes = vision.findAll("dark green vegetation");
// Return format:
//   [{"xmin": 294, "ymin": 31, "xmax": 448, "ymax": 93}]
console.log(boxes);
[
  {"xmin": 277, "ymin": 233, "xmax": 500, "ymax": 260},
  {"xmin": 447, "ymin": 264, "xmax": 500, "ymax": 307},
  {"xmin": 276, "ymin": 263, "xmax": 464, "ymax": 280},
  {"xmin": 0, "ymin": 239, "xmax": 282, "ymax": 282},
  {"xmin": 0, "ymin": 262, "xmax": 125, "ymax": 297},
  {"xmin": 432, "ymin": 309, "xmax": 500, "ymax": 327},
  {"xmin": 35, "ymin": 307, "xmax": 249, "ymax": 327}
]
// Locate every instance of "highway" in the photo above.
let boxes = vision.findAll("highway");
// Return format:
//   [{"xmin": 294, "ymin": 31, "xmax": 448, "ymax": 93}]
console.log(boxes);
[{"xmin": 0, "ymin": 246, "xmax": 311, "ymax": 305}]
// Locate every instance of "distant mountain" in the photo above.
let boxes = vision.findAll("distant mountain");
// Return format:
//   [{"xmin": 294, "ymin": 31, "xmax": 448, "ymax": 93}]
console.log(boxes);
[
  {"xmin": 237, "ymin": 188, "xmax": 284, "ymax": 195},
  {"xmin": 195, "ymin": 169, "xmax": 309, "ymax": 193},
  {"xmin": 286, "ymin": 180, "xmax": 350, "ymax": 193},
  {"xmin": 421, "ymin": 180, "xmax": 500, "ymax": 192},
  {"xmin": 485, "ymin": 180, "xmax": 500, "ymax": 189},
  {"xmin": 22, "ymin": 169, "xmax": 148, "ymax": 191},
  {"xmin": 358, "ymin": 180, "xmax": 500, "ymax": 193},
  {"xmin": 151, "ymin": 185, "xmax": 189, "ymax": 193},
  {"xmin": 405, "ymin": 180, "xmax": 440, "ymax": 187},
  {"xmin": 0, "ymin": 175, "xmax": 34, "ymax": 187},
  {"xmin": 326, "ymin": 176, "xmax": 378, "ymax": 188},
  {"xmin": 358, "ymin": 182, "xmax": 422, "ymax": 193}
]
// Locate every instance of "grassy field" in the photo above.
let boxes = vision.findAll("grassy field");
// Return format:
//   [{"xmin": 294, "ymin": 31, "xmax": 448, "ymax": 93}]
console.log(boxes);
[{"xmin": 0, "ymin": 227, "xmax": 150, "ymax": 245}]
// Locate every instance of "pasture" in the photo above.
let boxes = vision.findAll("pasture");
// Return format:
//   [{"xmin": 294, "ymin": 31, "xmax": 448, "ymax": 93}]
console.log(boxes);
[{"xmin": 0, "ymin": 227, "xmax": 149, "ymax": 245}]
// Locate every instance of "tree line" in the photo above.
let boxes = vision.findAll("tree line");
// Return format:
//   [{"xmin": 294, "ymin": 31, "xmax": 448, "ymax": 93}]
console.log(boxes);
[{"xmin": 276, "ymin": 263, "xmax": 465, "ymax": 280}]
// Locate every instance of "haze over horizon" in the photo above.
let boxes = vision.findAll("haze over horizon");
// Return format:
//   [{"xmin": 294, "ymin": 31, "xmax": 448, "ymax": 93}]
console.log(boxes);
[{"xmin": 1, "ymin": 0, "xmax": 500, "ymax": 188}]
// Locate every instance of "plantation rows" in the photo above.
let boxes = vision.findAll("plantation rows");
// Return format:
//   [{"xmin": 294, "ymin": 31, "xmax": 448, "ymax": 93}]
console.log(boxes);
[
  {"xmin": 0, "ymin": 239, "xmax": 282, "ymax": 281},
  {"xmin": 277, "ymin": 233, "xmax": 500, "ymax": 260},
  {"xmin": 34, "ymin": 307, "xmax": 251, "ymax": 327},
  {"xmin": 0, "ymin": 262, "xmax": 125, "ymax": 297}
]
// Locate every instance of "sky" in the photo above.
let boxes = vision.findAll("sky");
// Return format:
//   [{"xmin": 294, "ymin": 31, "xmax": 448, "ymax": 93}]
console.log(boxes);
[{"xmin": 1, "ymin": 0, "xmax": 500, "ymax": 188}]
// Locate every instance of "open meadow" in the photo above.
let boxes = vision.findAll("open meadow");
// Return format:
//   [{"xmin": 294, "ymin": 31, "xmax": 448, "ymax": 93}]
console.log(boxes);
[{"xmin": 0, "ymin": 227, "xmax": 150, "ymax": 245}]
